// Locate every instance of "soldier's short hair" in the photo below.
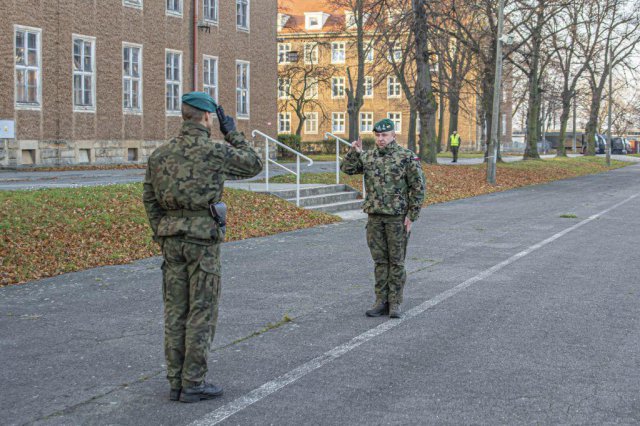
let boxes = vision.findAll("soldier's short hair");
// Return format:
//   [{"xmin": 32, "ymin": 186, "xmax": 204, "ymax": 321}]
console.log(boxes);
[{"xmin": 182, "ymin": 103, "xmax": 206, "ymax": 122}]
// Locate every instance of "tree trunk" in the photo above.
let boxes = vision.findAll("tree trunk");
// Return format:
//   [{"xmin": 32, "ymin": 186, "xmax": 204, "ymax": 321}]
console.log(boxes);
[
  {"xmin": 556, "ymin": 93, "xmax": 571, "ymax": 157},
  {"xmin": 408, "ymin": 107, "xmax": 417, "ymax": 152},
  {"xmin": 584, "ymin": 84, "xmax": 605, "ymax": 156},
  {"xmin": 448, "ymin": 94, "xmax": 460, "ymax": 151},
  {"xmin": 438, "ymin": 89, "xmax": 445, "ymax": 152}
]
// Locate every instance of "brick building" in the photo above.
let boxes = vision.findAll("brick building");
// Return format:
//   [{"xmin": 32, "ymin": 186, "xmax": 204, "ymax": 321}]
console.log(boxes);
[
  {"xmin": 276, "ymin": 0, "xmax": 481, "ymax": 150},
  {"xmin": 0, "ymin": 0, "xmax": 277, "ymax": 167}
]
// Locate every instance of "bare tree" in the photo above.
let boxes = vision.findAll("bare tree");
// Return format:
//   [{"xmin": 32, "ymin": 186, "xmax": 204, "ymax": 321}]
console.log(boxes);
[
  {"xmin": 277, "ymin": 42, "xmax": 336, "ymax": 136},
  {"xmin": 583, "ymin": 0, "xmax": 640, "ymax": 155}
]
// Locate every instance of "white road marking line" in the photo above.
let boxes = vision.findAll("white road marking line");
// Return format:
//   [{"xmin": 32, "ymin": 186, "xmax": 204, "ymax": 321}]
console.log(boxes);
[{"xmin": 189, "ymin": 192, "xmax": 640, "ymax": 426}]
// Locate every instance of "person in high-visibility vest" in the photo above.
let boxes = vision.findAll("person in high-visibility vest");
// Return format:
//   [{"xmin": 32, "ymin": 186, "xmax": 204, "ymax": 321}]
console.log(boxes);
[{"xmin": 449, "ymin": 130, "xmax": 461, "ymax": 163}]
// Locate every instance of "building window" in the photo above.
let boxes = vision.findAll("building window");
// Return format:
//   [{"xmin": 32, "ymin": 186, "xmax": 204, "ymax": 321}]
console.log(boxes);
[
  {"xmin": 165, "ymin": 50, "xmax": 182, "ymax": 114},
  {"xmin": 73, "ymin": 35, "xmax": 96, "ymax": 111},
  {"xmin": 360, "ymin": 112, "xmax": 373, "ymax": 133},
  {"xmin": 388, "ymin": 42, "xmax": 402, "ymax": 62},
  {"xmin": 203, "ymin": 0, "xmax": 218, "ymax": 23},
  {"xmin": 166, "ymin": 0, "xmax": 182, "ymax": 16},
  {"xmin": 332, "ymin": 112, "xmax": 346, "ymax": 134},
  {"xmin": 237, "ymin": 0, "xmax": 249, "ymax": 31},
  {"xmin": 278, "ymin": 43, "xmax": 291, "ymax": 64},
  {"xmin": 123, "ymin": 43, "xmax": 142, "ymax": 113},
  {"xmin": 331, "ymin": 42, "xmax": 345, "ymax": 64},
  {"xmin": 123, "ymin": 0, "xmax": 143, "ymax": 9},
  {"xmin": 502, "ymin": 113, "xmax": 507, "ymax": 136},
  {"xmin": 203, "ymin": 55, "xmax": 218, "ymax": 102},
  {"xmin": 278, "ymin": 112, "xmax": 291, "ymax": 133},
  {"xmin": 305, "ymin": 12, "xmax": 329, "ymax": 30},
  {"xmin": 305, "ymin": 112, "xmax": 318, "ymax": 134},
  {"xmin": 305, "ymin": 77, "xmax": 318, "ymax": 99},
  {"xmin": 364, "ymin": 76, "xmax": 373, "ymax": 98},
  {"xmin": 387, "ymin": 76, "xmax": 401, "ymax": 98},
  {"xmin": 236, "ymin": 60, "xmax": 250, "ymax": 118},
  {"xmin": 365, "ymin": 43, "xmax": 374, "ymax": 63},
  {"xmin": 278, "ymin": 77, "xmax": 290, "ymax": 99},
  {"xmin": 388, "ymin": 112, "xmax": 402, "ymax": 133},
  {"xmin": 332, "ymin": 77, "xmax": 345, "ymax": 98},
  {"xmin": 14, "ymin": 26, "xmax": 41, "ymax": 109},
  {"xmin": 304, "ymin": 43, "xmax": 319, "ymax": 64}
]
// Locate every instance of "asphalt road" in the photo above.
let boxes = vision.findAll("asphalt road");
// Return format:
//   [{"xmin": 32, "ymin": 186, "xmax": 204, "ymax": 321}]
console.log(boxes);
[
  {"xmin": 2, "ymin": 153, "xmax": 619, "ymax": 191},
  {"xmin": 2, "ymin": 164, "xmax": 640, "ymax": 425}
]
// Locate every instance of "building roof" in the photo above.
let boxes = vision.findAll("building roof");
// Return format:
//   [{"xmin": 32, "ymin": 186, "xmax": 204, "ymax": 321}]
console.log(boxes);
[{"xmin": 278, "ymin": 0, "xmax": 348, "ymax": 34}]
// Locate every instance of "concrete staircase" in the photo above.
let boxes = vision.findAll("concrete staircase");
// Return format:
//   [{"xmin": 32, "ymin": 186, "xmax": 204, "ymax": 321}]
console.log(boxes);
[{"xmin": 266, "ymin": 184, "xmax": 363, "ymax": 213}]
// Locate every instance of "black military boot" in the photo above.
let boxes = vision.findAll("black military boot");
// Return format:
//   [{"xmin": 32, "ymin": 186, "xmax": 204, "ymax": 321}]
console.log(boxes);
[
  {"xmin": 169, "ymin": 388, "xmax": 181, "ymax": 401},
  {"xmin": 389, "ymin": 302, "xmax": 403, "ymax": 319},
  {"xmin": 365, "ymin": 300, "xmax": 389, "ymax": 317},
  {"xmin": 179, "ymin": 382, "xmax": 224, "ymax": 403}
]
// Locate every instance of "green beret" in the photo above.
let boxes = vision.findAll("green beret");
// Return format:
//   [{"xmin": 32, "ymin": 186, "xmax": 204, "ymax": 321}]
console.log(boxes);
[
  {"xmin": 373, "ymin": 118, "xmax": 395, "ymax": 133},
  {"xmin": 181, "ymin": 91, "xmax": 217, "ymax": 112}
]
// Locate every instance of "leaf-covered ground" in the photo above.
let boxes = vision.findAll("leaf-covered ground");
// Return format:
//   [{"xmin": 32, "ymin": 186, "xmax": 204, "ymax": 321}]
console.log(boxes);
[
  {"xmin": 0, "ymin": 185, "xmax": 339, "ymax": 285},
  {"xmin": 269, "ymin": 156, "xmax": 628, "ymax": 205},
  {"xmin": 0, "ymin": 157, "xmax": 628, "ymax": 286}
]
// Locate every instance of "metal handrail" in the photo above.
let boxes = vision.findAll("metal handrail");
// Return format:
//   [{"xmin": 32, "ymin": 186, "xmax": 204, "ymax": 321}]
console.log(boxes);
[
  {"xmin": 252, "ymin": 130, "xmax": 313, "ymax": 206},
  {"xmin": 324, "ymin": 132, "xmax": 365, "ymax": 199}
]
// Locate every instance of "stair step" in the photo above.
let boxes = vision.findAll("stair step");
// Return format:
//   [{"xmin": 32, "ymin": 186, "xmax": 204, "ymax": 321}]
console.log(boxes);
[
  {"xmin": 285, "ymin": 191, "xmax": 359, "ymax": 207},
  {"xmin": 307, "ymin": 199, "xmax": 364, "ymax": 213},
  {"xmin": 265, "ymin": 184, "xmax": 350, "ymax": 199}
]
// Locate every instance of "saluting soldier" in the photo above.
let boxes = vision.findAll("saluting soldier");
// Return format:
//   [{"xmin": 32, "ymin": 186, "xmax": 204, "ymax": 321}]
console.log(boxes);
[
  {"xmin": 341, "ymin": 118, "xmax": 426, "ymax": 319},
  {"xmin": 143, "ymin": 92, "xmax": 263, "ymax": 403}
]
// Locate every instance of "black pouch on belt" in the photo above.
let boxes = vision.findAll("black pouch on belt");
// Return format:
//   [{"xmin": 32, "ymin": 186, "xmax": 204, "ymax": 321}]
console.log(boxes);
[{"xmin": 209, "ymin": 201, "xmax": 227, "ymax": 236}]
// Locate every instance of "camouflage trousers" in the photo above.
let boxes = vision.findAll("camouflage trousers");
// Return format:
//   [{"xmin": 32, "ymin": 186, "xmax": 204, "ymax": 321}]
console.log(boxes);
[
  {"xmin": 366, "ymin": 214, "xmax": 410, "ymax": 305},
  {"xmin": 161, "ymin": 237, "xmax": 221, "ymax": 389}
]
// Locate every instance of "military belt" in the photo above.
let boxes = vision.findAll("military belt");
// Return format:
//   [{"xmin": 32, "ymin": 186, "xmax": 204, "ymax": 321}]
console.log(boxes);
[{"xmin": 165, "ymin": 209, "xmax": 211, "ymax": 218}]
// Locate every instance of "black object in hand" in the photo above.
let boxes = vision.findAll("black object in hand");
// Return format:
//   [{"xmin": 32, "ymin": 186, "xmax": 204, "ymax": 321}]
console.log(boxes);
[{"xmin": 216, "ymin": 106, "xmax": 236, "ymax": 136}]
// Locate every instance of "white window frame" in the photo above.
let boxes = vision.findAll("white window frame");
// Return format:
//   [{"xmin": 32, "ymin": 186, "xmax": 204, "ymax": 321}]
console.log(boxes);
[
  {"xmin": 387, "ymin": 76, "xmax": 401, "ymax": 98},
  {"xmin": 304, "ymin": 112, "xmax": 318, "ymax": 135},
  {"xmin": 332, "ymin": 112, "xmax": 346, "ymax": 134},
  {"xmin": 166, "ymin": 0, "xmax": 182, "ymax": 17},
  {"xmin": 387, "ymin": 112, "xmax": 402, "ymax": 133},
  {"xmin": 360, "ymin": 112, "xmax": 373, "ymax": 133},
  {"xmin": 165, "ymin": 49, "xmax": 182, "ymax": 116},
  {"xmin": 306, "ymin": 77, "xmax": 318, "ymax": 99},
  {"xmin": 236, "ymin": 60, "xmax": 250, "ymax": 119},
  {"xmin": 388, "ymin": 41, "xmax": 402, "ymax": 62},
  {"xmin": 331, "ymin": 42, "xmax": 345, "ymax": 64},
  {"xmin": 14, "ymin": 25, "xmax": 42, "ymax": 110},
  {"xmin": 203, "ymin": 0, "xmax": 218, "ymax": 24},
  {"xmin": 278, "ymin": 77, "xmax": 291, "ymax": 99},
  {"xmin": 305, "ymin": 12, "xmax": 329, "ymax": 30},
  {"xmin": 278, "ymin": 112, "xmax": 291, "ymax": 133},
  {"xmin": 236, "ymin": 0, "xmax": 250, "ymax": 32},
  {"xmin": 364, "ymin": 76, "xmax": 373, "ymax": 98},
  {"xmin": 123, "ymin": 0, "xmax": 143, "ymax": 9},
  {"xmin": 123, "ymin": 42, "xmax": 143, "ymax": 114},
  {"xmin": 72, "ymin": 34, "xmax": 97, "ymax": 113},
  {"xmin": 365, "ymin": 43, "xmax": 374, "ymax": 63},
  {"xmin": 203, "ymin": 55, "xmax": 218, "ymax": 102},
  {"xmin": 278, "ymin": 43, "xmax": 291, "ymax": 64},
  {"xmin": 331, "ymin": 77, "xmax": 345, "ymax": 99},
  {"xmin": 304, "ymin": 43, "xmax": 319, "ymax": 65}
]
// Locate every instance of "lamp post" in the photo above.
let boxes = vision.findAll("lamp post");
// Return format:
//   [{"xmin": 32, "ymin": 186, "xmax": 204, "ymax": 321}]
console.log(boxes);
[
  {"xmin": 486, "ymin": 0, "xmax": 507, "ymax": 185},
  {"xmin": 607, "ymin": 48, "xmax": 612, "ymax": 167}
]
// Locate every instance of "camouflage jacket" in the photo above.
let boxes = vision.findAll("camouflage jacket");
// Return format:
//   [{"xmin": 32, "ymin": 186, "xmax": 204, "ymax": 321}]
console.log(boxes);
[
  {"xmin": 143, "ymin": 122, "xmax": 263, "ymax": 243},
  {"xmin": 340, "ymin": 141, "xmax": 425, "ymax": 222}
]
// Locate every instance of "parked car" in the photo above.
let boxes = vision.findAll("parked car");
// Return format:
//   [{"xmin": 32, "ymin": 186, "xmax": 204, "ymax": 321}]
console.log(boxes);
[
  {"xmin": 581, "ymin": 134, "xmax": 606, "ymax": 154},
  {"xmin": 611, "ymin": 137, "xmax": 628, "ymax": 154}
]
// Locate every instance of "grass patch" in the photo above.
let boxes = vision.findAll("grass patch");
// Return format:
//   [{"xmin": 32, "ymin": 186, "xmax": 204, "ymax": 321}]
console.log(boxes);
[
  {"xmin": 559, "ymin": 214, "xmax": 578, "ymax": 218},
  {"xmin": 0, "ymin": 185, "xmax": 339, "ymax": 285},
  {"xmin": 266, "ymin": 156, "xmax": 628, "ymax": 207}
]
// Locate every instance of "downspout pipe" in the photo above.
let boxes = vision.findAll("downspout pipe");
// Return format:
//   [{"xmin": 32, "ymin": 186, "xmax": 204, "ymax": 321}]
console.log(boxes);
[{"xmin": 193, "ymin": 0, "xmax": 198, "ymax": 90}]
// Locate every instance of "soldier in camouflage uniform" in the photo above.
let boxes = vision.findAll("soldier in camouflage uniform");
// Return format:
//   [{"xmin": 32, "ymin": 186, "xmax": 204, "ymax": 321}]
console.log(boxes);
[
  {"xmin": 143, "ymin": 92, "xmax": 263, "ymax": 402},
  {"xmin": 341, "ymin": 118, "xmax": 425, "ymax": 319}
]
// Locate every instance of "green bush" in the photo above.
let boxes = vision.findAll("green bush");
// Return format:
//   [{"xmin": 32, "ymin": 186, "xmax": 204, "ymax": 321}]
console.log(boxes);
[{"xmin": 277, "ymin": 134, "xmax": 302, "ymax": 158}]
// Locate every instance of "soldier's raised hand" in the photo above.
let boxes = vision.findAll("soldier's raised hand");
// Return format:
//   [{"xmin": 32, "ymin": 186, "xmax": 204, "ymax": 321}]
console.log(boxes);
[
  {"xmin": 352, "ymin": 136, "xmax": 363, "ymax": 153},
  {"xmin": 216, "ymin": 105, "xmax": 236, "ymax": 136}
]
